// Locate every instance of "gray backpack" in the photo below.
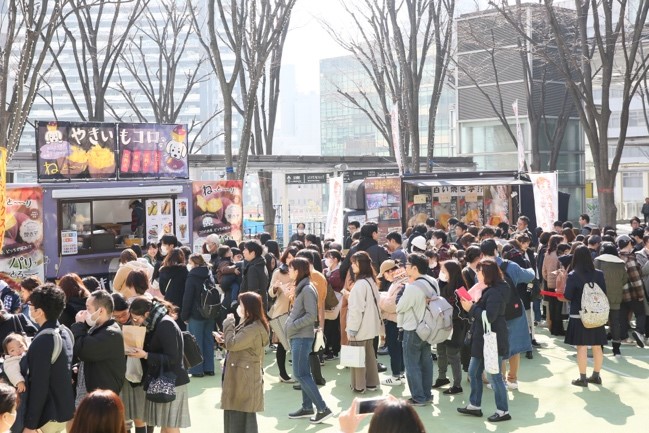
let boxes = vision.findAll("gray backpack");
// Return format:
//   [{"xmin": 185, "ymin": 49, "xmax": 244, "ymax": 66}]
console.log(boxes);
[
  {"xmin": 414, "ymin": 277, "xmax": 454, "ymax": 345},
  {"xmin": 33, "ymin": 326, "xmax": 74, "ymax": 364}
]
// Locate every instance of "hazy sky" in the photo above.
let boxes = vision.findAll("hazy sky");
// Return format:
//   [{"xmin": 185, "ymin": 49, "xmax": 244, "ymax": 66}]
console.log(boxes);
[{"xmin": 281, "ymin": 0, "xmax": 489, "ymax": 93}]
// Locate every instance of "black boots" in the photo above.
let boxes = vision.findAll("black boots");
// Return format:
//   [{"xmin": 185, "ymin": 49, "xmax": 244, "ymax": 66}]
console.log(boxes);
[{"xmin": 612, "ymin": 342, "xmax": 621, "ymax": 356}]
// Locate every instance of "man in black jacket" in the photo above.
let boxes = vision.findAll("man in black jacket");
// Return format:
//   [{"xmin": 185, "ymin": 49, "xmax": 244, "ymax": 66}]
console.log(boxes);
[
  {"xmin": 24, "ymin": 283, "xmax": 75, "ymax": 433},
  {"xmin": 71, "ymin": 290, "xmax": 126, "ymax": 406},
  {"xmin": 240, "ymin": 241, "xmax": 269, "ymax": 310},
  {"xmin": 340, "ymin": 222, "xmax": 389, "ymax": 283}
]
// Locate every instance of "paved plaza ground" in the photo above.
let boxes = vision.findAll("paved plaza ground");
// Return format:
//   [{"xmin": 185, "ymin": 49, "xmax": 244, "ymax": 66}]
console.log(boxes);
[{"xmin": 186, "ymin": 326, "xmax": 649, "ymax": 432}]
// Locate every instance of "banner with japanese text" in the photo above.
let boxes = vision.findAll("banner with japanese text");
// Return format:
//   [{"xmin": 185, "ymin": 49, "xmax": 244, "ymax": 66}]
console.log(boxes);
[
  {"xmin": 0, "ymin": 149, "xmax": 5, "ymax": 250},
  {"xmin": 118, "ymin": 123, "xmax": 189, "ymax": 179},
  {"xmin": 364, "ymin": 176, "xmax": 402, "ymax": 242},
  {"xmin": 36, "ymin": 121, "xmax": 118, "ymax": 181},
  {"xmin": 191, "ymin": 181, "xmax": 243, "ymax": 252},
  {"xmin": 530, "ymin": 172, "xmax": 558, "ymax": 231},
  {"xmin": 325, "ymin": 176, "xmax": 344, "ymax": 243},
  {"xmin": 0, "ymin": 187, "xmax": 45, "ymax": 281}
]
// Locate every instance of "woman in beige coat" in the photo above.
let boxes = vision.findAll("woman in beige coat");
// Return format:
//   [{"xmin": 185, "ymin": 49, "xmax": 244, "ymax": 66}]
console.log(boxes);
[
  {"xmin": 216, "ymin": 292, "xmax": 270, "ymax": 433},
  {"xmin": 346, "ymin": 251, "xmax": 383, "ymax": 393},
  {"xmin": 541, "ymin": 235, "xmax": 565, "ymax": 336},
  {"xmin": 268, "ymin": 247, "xmax": 297, "ymax": 382}
]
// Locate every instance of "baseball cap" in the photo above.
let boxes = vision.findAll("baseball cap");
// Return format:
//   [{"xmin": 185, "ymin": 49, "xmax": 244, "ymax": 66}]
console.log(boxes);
[
  {"xmin": 411, "ymin": 236, "xmax": 427, "ymax": 252},
  {"xmin": 378, "ymin": 260, "xmax": 398, "ymax": 278},
  {"xmin": 587, "ymin": 235, "xmax": 602, "ymax": 245}
]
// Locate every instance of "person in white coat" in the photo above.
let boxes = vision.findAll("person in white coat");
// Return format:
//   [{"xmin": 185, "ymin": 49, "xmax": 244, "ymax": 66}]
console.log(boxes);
[{"xmin": 346, "ymin": 251, "xmax": 383, "ymax": 393}]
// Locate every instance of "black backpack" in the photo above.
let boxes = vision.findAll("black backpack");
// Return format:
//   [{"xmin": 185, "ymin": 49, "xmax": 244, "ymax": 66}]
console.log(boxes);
[
  {"xmin": 499, "ymin": 260, "xmax": 523, "ymax": 320},
  {"xmin": 198, "ymin": 277, "xmax": 222, "ymax": 320}
]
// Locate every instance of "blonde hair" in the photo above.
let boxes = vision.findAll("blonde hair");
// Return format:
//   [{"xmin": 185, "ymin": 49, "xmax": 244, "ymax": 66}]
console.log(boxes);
[{"xmin": 189, "ymin": 253, "xmax": 209, "ymax": 268}]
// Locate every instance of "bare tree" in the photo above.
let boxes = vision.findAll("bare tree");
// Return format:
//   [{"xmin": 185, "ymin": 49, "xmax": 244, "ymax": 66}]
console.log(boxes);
[
  {"xmin": 492, "ymin": 0, "xmax": 649, "ymax": 226},
  {"xmin": 324, "ymin": 0, "xmax": 454, "ymax": 173},
  {"xmin": 0, "ymin": 0, "xmax": 68, "ymax": 157},
  {"xmin": 109, "ymin": 0, "xmax": 222, "ymax": 154},
  {"xmin": 47, "ymin": 0, "xmax": 148, "ymax": 122},
  {"xmin": 456, "ymin": 7, "xmax": 573, "ymax": 172},
  {"xmin": 192, "ymin": 0, "xmax": 297, "ymax": 235}
]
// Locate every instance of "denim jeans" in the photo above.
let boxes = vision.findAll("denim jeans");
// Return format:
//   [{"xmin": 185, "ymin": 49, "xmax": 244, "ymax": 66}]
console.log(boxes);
[
  {"xmin": 533, "ymin": 298, "xmax": 542, "ymax": 322},
  {"xmin": 384, "ymin": 321, "xmax": 404, "ymax": 377},
  {"xmin": 620, "ymin": 300, "xmax": 646, "ymax": 338},
  {"xmin": 468, "ymin": 356, "xmax": 508, "ymax": 412},
  {"xmin": 291, "ymin": 337, "xmax": 327, "ymax": 412},
  {"xmin": 402, "ymin": 330, "xmax": 432, "ymax": 403},
  {"xmin": 188, "ymin": 317, "xmax": 216, "ymax": 374}
]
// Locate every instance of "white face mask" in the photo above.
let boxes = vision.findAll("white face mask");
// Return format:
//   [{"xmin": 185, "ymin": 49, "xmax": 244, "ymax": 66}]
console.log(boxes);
[
  {"xmin": 324, "ymin": 258, "xmax": 332, "ymax": 267},
  {"xmin": 236, "ymin": 305, "xmax": 245, "ymax": 319},
  {"xmin": 438, "ymin": 273, "xmax": 449, "ymax": 282},
  {"xmin": 86, "ymin": 309, "xmax": 101, "ymax": 327},
  {"xmin": 187, "ymin": 264, "xmax": 194, "ymax": 271},
  {"xmin": 297, "ymin": 229, "xmax": 304, "ymax": 235},
  {"xmin": 160, "ymin": 246, "xmax": 169, "ymax": 256}
]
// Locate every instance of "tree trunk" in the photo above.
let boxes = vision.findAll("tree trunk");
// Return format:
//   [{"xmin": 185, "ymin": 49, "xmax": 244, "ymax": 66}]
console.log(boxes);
[
  {"xmin": 595, "ymin": 168, "xmax": 617, "ymax": 227},
  {"xmin": 258, "ymin": 169, "xmax": 276, "ymax": 238}
]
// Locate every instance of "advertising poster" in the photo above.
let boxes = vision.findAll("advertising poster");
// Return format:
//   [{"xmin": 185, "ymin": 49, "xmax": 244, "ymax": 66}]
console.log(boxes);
[
  {"xmin": 486, "ymin": 185, "xmax": 511, "ymax": 226},
  {"xmin": 36, "ymin": 121, "xmax": 118, "ymax": 181},
  {"xmin": 192, "ymin": 181, "xmax": 243, "ymax": 252},
  {"xmin": 325, "ymin": 176, "xmax": 344, "ymax": 243},
  {"xmin": 145, "ymin": 199, "xmax": 175, "ymax": 244},
  {"xmin": 530, "ymin": 172, "xmax": 559, "ymax": 231},
  {"xmin": 364, "ymin": 177, "xmax": 401, "ymax": 242},
  {"xmin": 0, "ymin": 187, "xmax": 45, "ymax": 281},
  {"xmin": 118, "ymin": 123, "xmax": 189, "ymax": 179},
  {"xmin": 457, "ymin": 186, "xmax": 484, "ymax": 227},
  {"xmin": 175, "ymin": 198, "xmax": 190, "ymax": 244},
  {"xmin": 0, "ymin": 149, "xmax": 6, "ymax": 250}
]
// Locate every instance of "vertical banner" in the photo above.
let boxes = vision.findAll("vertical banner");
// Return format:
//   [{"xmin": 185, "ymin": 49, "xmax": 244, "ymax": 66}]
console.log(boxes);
[
  {"xmin": 325, "ymin": 176, "xmax": 344, "ymax": 243},
  {"xmin": 0, "ymin": 149, "xmax": 6, "ymax": 250},
  {"xmin": 145, "ymin": 199, "xmax": 175, "ymax": 244},
  {"xmin": 530, "ymin": 172, "xmax": 559, "ymax": 231},
  {"xmin": 390, "ymin": 103, "xmax": 403, "ymax": 175},
  {"xmin": 0, "ymin": 187, "xmax": 45, "ymax": 281},
  {"xmin": 512, "ymin": 100, "xmax": 526, "ymax": 173},
  {"xmin": 191, "ymin": 181, "xmax": 243, "ymax": 252}
]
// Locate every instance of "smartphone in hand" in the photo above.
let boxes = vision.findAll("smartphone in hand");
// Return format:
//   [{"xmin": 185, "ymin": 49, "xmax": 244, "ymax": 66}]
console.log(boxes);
[
  {"xmin": 357, "ymin": 397, "xmax": 387, "ymax": 414},
  {"xmin": 455, "ymin": 287, "xmax": 472, "ymax": 302}
]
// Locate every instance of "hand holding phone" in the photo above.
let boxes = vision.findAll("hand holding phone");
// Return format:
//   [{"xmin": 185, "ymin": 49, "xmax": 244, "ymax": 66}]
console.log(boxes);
[
  {"xmin": 357, "ymin": 397, "xmax": 388, "ymax": 414},
  {"xmin": 455, "ymin": 287, "xmax": 472, "ymax": 302}
]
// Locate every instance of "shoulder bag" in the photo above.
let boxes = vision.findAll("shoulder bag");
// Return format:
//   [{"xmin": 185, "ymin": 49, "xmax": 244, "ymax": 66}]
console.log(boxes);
[{"xmin": 145, "ymin": 362, "xmax": 177, "ymax": 403}]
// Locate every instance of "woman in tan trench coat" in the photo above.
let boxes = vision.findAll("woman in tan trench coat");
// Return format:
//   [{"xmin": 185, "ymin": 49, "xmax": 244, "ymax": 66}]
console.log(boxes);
[{"xmin": 216, "ymin": 292, "xmax": 270, "ymax": 433}]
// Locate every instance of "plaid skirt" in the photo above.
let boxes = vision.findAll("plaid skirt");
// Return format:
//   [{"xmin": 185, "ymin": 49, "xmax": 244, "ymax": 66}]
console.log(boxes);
[{"xmin": 144, "ymin": 384, "xmax": 191, "ymax": 428}]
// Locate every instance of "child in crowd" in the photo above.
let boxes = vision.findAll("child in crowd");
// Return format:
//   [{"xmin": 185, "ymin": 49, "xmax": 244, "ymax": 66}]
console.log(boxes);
[
  {"xmin": 216, "ymin": 246, "xmax": 242, "ymax": 307},
  {"xmin": 3, "ymin": 333, "xmax": 28, "ymax": 393}
]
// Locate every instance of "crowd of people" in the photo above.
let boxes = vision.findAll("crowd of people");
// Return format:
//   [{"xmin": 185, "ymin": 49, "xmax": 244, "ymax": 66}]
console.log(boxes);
[{"xmin": 0, "ymin": 212, "xmax": 646, "ymax": 432}]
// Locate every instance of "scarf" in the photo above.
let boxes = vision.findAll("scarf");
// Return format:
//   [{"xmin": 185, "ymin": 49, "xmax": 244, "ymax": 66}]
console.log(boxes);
[{"xmin": 143, "ymin": 299, "xmax": 168, "ymax": 332}]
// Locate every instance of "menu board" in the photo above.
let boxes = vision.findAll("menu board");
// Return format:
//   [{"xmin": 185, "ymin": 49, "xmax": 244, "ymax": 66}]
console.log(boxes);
[
  {"xmin": 364, "ymin": 176, "xmax": 402, "ymax": 242},
  {"xmin": 118, "ymin": 123, "xmax": 189, "ymax": 179},
  {"xmin": 432, "ymin": 185, "xmax": 485, "ymax": 228},
  {"xmin": 175, "ymin": 198, "xmax": 190, "ymax": 244},
  {"xmin": 192, "ymin": 181, "xmax": 243, "ymax": 252},
  {"xmin": 0, "ymin": 187, "xmax": 45, "ymax": 281},
  {"xmin": 36, "ymin": 121, "xmax": 118, "ymax": 181},
  {"xmin": 61, "ymin": 231, "xmax": 78, "ymax": 255},
  {"xmin": 145, "ymin": 199, "xmax": 175, "ymax": 244}
]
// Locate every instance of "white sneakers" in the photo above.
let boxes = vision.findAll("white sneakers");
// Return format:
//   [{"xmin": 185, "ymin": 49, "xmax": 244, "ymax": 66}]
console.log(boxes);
[{"xmin": 381, "ymin": 376, "xmax": 404, "ymax": 386}]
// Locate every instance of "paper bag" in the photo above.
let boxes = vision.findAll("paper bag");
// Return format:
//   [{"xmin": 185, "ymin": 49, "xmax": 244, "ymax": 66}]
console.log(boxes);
[{"xmin": 123, "ymin": 325, "xmax": 146, "ymax": 351}]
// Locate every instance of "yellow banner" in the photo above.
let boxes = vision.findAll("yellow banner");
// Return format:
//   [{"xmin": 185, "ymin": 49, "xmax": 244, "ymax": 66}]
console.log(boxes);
[{"xmin": 0, "ymin": 148, "xmax": 6, "ymax": 250}]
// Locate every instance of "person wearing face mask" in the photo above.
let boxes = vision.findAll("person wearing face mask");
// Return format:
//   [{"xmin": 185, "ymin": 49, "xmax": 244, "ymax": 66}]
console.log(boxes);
[
  {"xmin": 180, "ymin": 254, "xmax": 217, "ymax": 378},
  {"xmin": 70, "ymin": 290, "xmax": 126, "ymax": 412},
  {"xmin": 151, "ymin": 235, "xmax": 180, "ymax": 284},
  {"xmin": 290, "ymin": 223, "xmax": 307, "ymax": 244},
  {"xmin": 214, "ymin": 292, "xmax": 269, "ymax": 433}
]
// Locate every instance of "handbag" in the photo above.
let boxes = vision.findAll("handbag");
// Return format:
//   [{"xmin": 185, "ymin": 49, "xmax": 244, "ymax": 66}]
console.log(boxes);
[
  {"xmin": 339, "ymin": 342, "xmax": 365, "ymax": 368},
  {"xmin": 312, "ymin": 328, "xmax": 326, "ymax": 352},
  {"xmin": 145, "ymin": 364, "xmax": 177, "ymax": 403},
  {"xmin": 182, "ymin": 331, "xmax": 203, "ymax": 369},
  {"xmin": 482, "ymin": 311, "xmax": 499, "ymax": 375},
  {"xmin": 325, "ymin": 283, "xmax": 339, "ymax": 309},
  {"xmin": 269, "ymin": 313, "xmax": 290, "ymax": 351}
]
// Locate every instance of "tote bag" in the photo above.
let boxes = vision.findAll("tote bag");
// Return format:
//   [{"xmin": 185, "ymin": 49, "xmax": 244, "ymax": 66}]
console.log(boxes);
[
  {"xmin": 340, "ymin": 343, "xmax": 365, "ymax": 368},
  {"xmin": 269, "ymin": 313, "xmax": 290, "ymax": 352},
  {"xmin": 482, "ymin": 311, "xmax": 499, "ymax": 375}
]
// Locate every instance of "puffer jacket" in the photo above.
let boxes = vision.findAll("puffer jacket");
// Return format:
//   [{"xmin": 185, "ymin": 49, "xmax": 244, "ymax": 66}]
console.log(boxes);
[
  {"xmin": 346, "ymin": 278, "xmax": 382, "ymax": 341},
  {"xmin": 594, "ymin": 254, "xmax": 628, "ymax": 309}
]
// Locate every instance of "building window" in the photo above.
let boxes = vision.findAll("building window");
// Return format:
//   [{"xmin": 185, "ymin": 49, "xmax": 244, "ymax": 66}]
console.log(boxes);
[{"xmin": 622, "ymin": 172, "xmax": 643, "ymax": 202}]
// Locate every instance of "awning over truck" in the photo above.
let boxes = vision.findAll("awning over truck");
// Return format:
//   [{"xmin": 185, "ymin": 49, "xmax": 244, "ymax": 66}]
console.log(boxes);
[{"xmin": 402, "ymin": 176, "xmax": 529, "ymax": 188}]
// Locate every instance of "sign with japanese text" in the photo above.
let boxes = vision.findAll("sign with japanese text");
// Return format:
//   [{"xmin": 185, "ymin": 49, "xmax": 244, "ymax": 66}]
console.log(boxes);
[
  {"xmin": 61, "ymin": 231, "xmax": 78, "ymax": 255},
  {"xmin": 118, "ymin": 123, "xmax": 189, "ymax": 179},
  {"xmin": 530, "ymin": 172, "xmax": 558, "ymax": 231},
  {"xmin": 191, "ymin": 181, "xmax": 243, "ymax": 252},
  {"xmin": 0, "ymin": 187, "xmax": 45, "ymax": 281},
  {"xmin": 325, "ymin": 176, "xmax": 344, "ymax": 243},
  {"xmin": 285, "ymin": 173, "xmax": 328, "ymax": 185},
  {"xmin": 364, "ymin": 176, "xmax": 402, "ymax": 242},
  {"xmin": 36, "ymin": 121, "xmax": 118, "ymax": 181},
  {"xmin": 145, "ymin": 199, "xmax": 175, "ymax": 244}
]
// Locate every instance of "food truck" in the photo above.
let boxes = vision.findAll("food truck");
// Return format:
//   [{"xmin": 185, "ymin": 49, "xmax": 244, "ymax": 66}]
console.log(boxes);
[
  {"xmin": 0, "ymin": 121, "xmax": 243, "ymax": 284},
  {"xmin": 345, "ymin": 170, "xmax": 568, "ymax": 241}
]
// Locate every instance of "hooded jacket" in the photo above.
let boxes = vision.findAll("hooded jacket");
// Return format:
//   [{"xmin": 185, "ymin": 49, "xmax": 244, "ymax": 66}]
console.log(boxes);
[
  {"xmin": 340, "ymin": 237, "xmax": 390, "ymax": 281},
  {"xmin": 159, "ymin": 265, "xmax": 189, "ymax": 310},
  {"xmin": 181, "ymin": 265, "xmax": 214, "ymax": 321},
  {"xmin": 240, "ymin": 255, "xmax": 269, "ymax": 309},
  {"xmin": 594, "ymin": 254, "xmax": 628, "ymax": 309}
]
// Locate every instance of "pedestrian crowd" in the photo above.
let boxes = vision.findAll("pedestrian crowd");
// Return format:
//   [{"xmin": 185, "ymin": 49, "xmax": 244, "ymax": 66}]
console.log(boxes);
[{"xmin": 0, "ymin": 213, "xmax": 646, "ymax": 433}]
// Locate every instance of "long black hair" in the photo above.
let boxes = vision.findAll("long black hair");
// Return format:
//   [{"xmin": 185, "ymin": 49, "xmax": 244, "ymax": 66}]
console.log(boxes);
[
  {"xmin": 570, "ymin": 244, "xmax": 595, "ymax": 275},
  {"xmin": 440, "ymin": 260, "xmax": 463, "ymax": 299}
]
